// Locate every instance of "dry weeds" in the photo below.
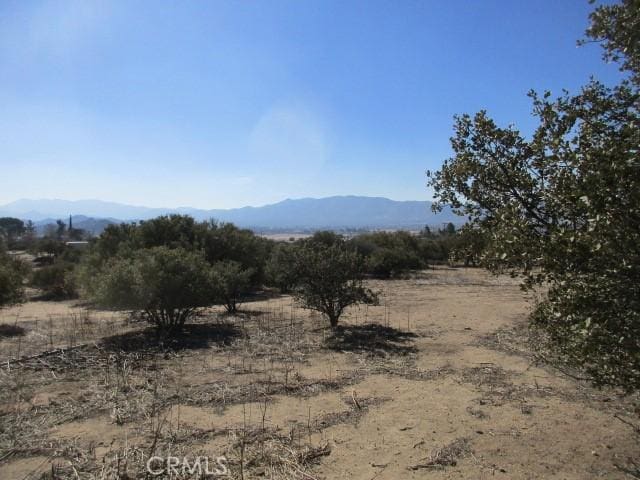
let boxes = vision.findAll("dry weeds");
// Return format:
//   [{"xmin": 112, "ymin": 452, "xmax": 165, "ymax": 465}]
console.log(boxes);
[{"xmin": 1, "ymin": 268, "xmax": 638, "ymax": 479}]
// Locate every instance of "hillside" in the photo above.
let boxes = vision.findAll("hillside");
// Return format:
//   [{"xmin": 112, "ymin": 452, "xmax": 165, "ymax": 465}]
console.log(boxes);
[{"xmin": 0, "ymin": 196, "xmax": 460, "ymax": 230}]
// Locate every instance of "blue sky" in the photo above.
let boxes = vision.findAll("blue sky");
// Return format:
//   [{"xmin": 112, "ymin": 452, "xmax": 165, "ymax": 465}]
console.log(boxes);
[{"xmin": 0, "ymin": 0, "xmax": 621, "ymax": 209}]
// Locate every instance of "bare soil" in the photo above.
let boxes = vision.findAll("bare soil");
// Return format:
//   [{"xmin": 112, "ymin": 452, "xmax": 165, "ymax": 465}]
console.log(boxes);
[{"xmin": 0, "ymin": 267, "xmax": 638, "ymax": 479}]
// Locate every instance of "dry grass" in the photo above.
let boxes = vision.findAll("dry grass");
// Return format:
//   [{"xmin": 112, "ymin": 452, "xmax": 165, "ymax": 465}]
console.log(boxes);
[
  {"xmin": 0, "ymin": 267, "xmax": 638, "ymax": 479},
  {"xmin": 408, "ymin": 438, "xmax": 471, "ymax": 470}
]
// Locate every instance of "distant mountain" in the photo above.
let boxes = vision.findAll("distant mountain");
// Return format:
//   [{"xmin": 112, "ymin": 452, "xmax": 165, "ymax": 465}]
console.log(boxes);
[
  {"xmin": 0, "ymin": 199, "xmax": 171, "ymax": 222},
  {"xmin": 0, "ymin": 196, "xmax": 461, "ymax": 231}
]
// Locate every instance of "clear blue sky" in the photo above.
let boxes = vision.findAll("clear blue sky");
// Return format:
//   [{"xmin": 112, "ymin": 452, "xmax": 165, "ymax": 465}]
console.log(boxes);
[{"xmin": 0, "ymin": 0, "xmax": 621, "ymax": 208}]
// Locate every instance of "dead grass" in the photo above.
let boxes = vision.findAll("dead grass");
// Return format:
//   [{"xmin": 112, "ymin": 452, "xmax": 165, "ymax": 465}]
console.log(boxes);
[
  {"xmin": 408, "ymin": 438, "xmax": 471, "ymax": 470},
  {"xmin": 1, "ymin": 267, "xmax": 638, "ymax": 479}
]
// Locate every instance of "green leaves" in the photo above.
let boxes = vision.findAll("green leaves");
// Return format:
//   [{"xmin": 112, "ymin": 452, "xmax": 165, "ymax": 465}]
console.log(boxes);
[
  {"xmin": 0, "ymin": 254, "xmax": 28, "ymax": 308},
  {"xmin": 210, "ymin": 260, "xmax": 254, "ymax": 314},
  {"xmin": 90, "ymin": 247, "xmax": 217, "ymax": 331},
  {"xmin": 582, "ymin": 0, "xmax": 640, "ymax": 85},
  {"xmin": 292, "ymin": 241, "xmax": 379, "ymax": 328},
  {"xmin": 427, "ymin": 0, "xmax": 640, "ymax": 390},
  {"xmin": 77, "ymin": 214, "xmax": 273, "ymax": 331}
]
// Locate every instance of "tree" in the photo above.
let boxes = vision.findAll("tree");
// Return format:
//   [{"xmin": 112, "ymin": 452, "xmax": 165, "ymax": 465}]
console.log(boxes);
[
  {"xmin": 581, "ymin": 0, "xmax": 640, "ymax": 85},
  {"xmin": 293, "ymin": 241, "xmax": 378, "ymax": 328},
  {"xmin": 88, "ymin": 247, "xmax": 216, "ymax": 333},
  {"xmin": 427, "ymin": 0, "xmax": 640, "ymax": 390},
  {"xmin": 55, "ymin": 220, "xmax": 66, "ymax": 240},
  {"xmin": 265, "ymin": 243, "xmax": 299, "ymax": 293},
  {"xmin": 68, "ymin": 227, "xmax": 86, "ymax": 241},
  {"xmin": 79, "ymin": 215, "xmax": 274, "ymax": 323},
  {"xmin": 210, "ymin": 260, "xmax": 254, "ymax": 314},
  {"xmin": 23, "ymin": 221, "xmax": 36, "ymax": 249},
  {"xmin": 201, "ymin": 222, "xmax": 271, "ymax": 284},
  {"xmin": 449, "ymin": 225, "xmax": 488, "ymax": 267},
  {"xmin": 0, "ymin": 217, "xmax": 25, "ymax": 246},
  {"xmin": 137, "ymin": 215, "xmax": 202, "ymax": 250}
]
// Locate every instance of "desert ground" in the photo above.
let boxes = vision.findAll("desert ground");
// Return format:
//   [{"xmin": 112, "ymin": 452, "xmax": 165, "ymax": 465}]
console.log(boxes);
[{"xmin": 0, "ymin": 267, "xmax": 638, "ymax": 479}]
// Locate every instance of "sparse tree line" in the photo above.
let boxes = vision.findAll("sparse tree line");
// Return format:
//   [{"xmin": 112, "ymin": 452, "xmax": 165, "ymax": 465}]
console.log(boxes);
[{"xmin": 0, "ymin": 214, "xmax": 469, "ymax": 334}]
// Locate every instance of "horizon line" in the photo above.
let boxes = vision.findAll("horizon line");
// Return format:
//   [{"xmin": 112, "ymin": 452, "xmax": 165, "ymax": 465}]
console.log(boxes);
[{"xmin": 1, "ymin": 194, "xmax": 434, "ymax": 213}]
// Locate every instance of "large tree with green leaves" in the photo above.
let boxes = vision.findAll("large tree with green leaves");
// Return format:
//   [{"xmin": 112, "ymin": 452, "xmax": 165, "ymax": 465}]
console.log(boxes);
[{"xmin": 428, "ymin": 0, "xmax": 640, "ymax": 390}]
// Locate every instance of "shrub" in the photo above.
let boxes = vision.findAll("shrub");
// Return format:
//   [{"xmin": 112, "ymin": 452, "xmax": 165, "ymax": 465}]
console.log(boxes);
[
  {"xmin": 265, "ymin": 243, "xmax": 298, "ymax": 293},
  {"xmin": 350, "ymin": 231, "xmax": 423, "ymax": 277},
  {"xmin": 201, "ymin": 222, "xmax": 271, "ymax": 284},
  {"xmin": 31, "ymin": 262, "xmax": 77, "ymax": 299},
  {"xmin": 211, "ymin": 260, "xmax": 254, "ymax": 314},
  {"xmin": 0, "ymin": 258, "xmax": 27, "ymax": 307},
  {"xmin": 293, "ymin": 241, "xmax": 378, "ymax": 328},
  {"xmin": 366, "ymin": 247, "xmax": 421, "ymax": 278},
  {"xmin": 30, "ymin": 238, "xmax": 66, "ymax": 258},
  {"xmin": 0, "ymin": 217, "xmax": 25, "ymax": 247},
  {"xmin": 89, "ymin": 247, "xmax": 216, "ymax": 333},
  {"xmin": 87, "ymin": 216, "xmax": 271, "ymax": 285}
]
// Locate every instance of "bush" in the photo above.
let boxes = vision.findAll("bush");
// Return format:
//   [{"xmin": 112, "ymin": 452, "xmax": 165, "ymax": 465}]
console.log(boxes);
[
  {"xmin": 0, "ymin": 258, "xmax": 27, "ymax": 307},
  {"xmin": 89, "ymin": 247, "xmax": 217, "ymax": 333},
  {"xmin": 293, "ymin": 241, "xmax": 378, "ymax": 328},
  {"xmin": 265, "ymin": 243, "xmax": 298, "ymax": 293},
  {"xmin": 87, "ymin": 216, "xmax": 271, "ymax": 285},
  {"xmin": 366, "ymin": 247, "xmax": 421, "ymax": 278},
  {"xmin": 31, "ymin": 262, "xmax": 78, "ymax": 299},
  {"xmin": 0, "ymin": 217, "xmax": 25, "ymax": 247},
  {"xmin": 211, "ymin": 260, "xmax": 254, "ymax": 314},
  {"xmin": 350, "ymin": 231, "xmax": 423, "ymax": 277},
  {"xmin": 29, "ymin": 238, "xmax": 66, "ymax": 258},
  {"xmin": 201, "ymin": 222, "xmax": 271, "ymax": 284}
]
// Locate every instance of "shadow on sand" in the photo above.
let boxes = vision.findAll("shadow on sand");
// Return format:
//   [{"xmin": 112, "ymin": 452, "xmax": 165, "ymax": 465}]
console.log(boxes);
[
  {"xmin": 325, "ymin": 323, "xmax": 418, "ymax": 356},
  {"xmin": 0, "ymin": 324, "xmax": 26, "ymax": 338},
  {"xmin": 100, "ymin": 322, "xmax": 242, "ymax": 352}
]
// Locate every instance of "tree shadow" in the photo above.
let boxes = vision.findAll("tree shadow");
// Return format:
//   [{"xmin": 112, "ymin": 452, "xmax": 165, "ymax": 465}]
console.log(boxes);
[
  {"xmin": 31, "ymin": 292, "xmax": 78, "ymax": 302},
  {"xmin": 218, "ymin": 309, "xmax": 266, "ymax": 318},
  {"xmin": 100, "ymin": 322, "xmax": 242, "ymax": 352},
  {"xmin": 325, "ymin": 323, "xmax": 418, "ymax": 356},
  {"xmin": 240, "ymin": 289, "xmax": 288, "ymax": 304},
  {"xmin": 0, "ymin": 324, "xmax": 26, "ymax": 338}
]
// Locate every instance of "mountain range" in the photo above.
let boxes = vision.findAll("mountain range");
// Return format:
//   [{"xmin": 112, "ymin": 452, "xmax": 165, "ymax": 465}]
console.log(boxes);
[{"xmin": 0, "ymin": 196, "xmax": 461, "ymax": 232}]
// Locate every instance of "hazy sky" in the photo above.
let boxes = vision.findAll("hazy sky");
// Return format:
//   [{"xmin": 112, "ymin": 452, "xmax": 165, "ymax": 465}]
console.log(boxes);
[{"xmin": 0, "ymin": 0, "xmax": 621, "ymax": 209}]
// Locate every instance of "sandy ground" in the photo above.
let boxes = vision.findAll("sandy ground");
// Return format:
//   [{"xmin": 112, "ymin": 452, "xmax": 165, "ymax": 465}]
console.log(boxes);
[{"xmin": 0, "ymin": 267, "xmax": 638, "ymax": 479}]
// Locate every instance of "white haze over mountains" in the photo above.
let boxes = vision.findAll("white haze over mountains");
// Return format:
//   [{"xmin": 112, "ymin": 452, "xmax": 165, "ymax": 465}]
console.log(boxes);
[{"xmin": 0, "ymin": 196, "xmax": 460, "ymax": 230}]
